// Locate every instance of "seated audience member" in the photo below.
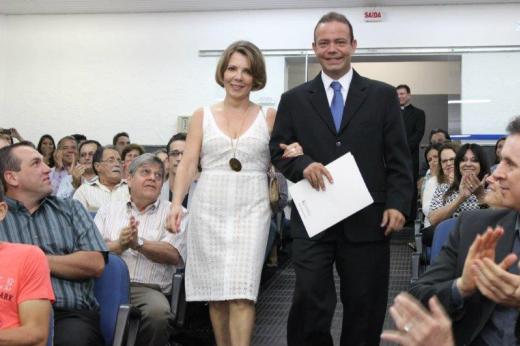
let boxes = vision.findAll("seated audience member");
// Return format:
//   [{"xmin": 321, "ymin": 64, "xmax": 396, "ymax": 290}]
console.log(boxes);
[
  {"xmin": 0, "ymin": 135, "xmax": 10, "ymax": 149},
  {"xmin": 122, "ymin": 144, "xmax": 145, "ymax": 180},
  {"xmin": 410, "ymin": 116, "xmax": 520, "ymax": 345},
  {"xmin": 49, "ymin": 136, "xmax": 78, "ymax": 195},
  {"xmin": 0, "ymin": 142, "xmax": 107, "ymax": 346},
  {"xmin": 419, "ymin": 128, "xmax": 452, "ymax": 177},
  {"xmin": 428, "ymin": 143, "xmax": 489, "ymax": 228},
  {"xmin": 37, "ymin": 134, "xmax": 56, "ymax": 168},
  {"xmin": 0, "ymin": 180, "xmax": 56, "ymax": 346},
  {"xmin": 381, "ymin": 292, "xmax": 454, "ymax": 346},
  {"xmin": 73, "ymin": 146, "xmax": 129, "ymax": 213},
  {"xmin": 161, "ymin": 133, "xmax": 188, "ymax": 204},
  {"xmin": 113, "ymin": 131, "xmax": 130, "ymax": 155},
  {"xmin": 490, "ymin": 136, "xmax": 506, "ymax": 173},
  {"xmin": 0, "ymin": 127, "xmax": 24, "ymax": 144},
  {"xmin": 420, "ymin": 144, "xmax": 442, "ymax": 228},
  {"xmin": 56, "ymin": 140, "xmax": 101, "ymax": 199},
  {"xmin": 95, "ymin": 154, "xmax": 186, "ymax": 346},
  {"xmin": 420, "ymin": 143, "xmax": 458, "ymax": 246},
  {"xmin": 430, "ymin": 128, "xmax": 451, "ymax": 145}
]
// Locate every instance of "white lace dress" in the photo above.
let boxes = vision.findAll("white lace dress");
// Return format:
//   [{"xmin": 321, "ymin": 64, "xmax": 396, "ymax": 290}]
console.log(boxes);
[{"xmin": 185, "ymin": 106, "xmax": 271, "ymax": 302}]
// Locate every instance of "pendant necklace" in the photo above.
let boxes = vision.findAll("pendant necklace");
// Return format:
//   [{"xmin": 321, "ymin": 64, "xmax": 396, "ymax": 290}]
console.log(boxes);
[{"xmin": 225, "ymin": 103, "xmax": 250, "ymax": 172}]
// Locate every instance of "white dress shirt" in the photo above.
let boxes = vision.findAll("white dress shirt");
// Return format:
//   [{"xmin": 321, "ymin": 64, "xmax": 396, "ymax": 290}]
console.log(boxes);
[
  {"xmin": 320, "ymin": 68, "xmax": 354, "ymax": 107},
  {"xmin": 73, "ymin": 179, "xmax": 129, "ymax": 212},
  {"xmin": 95, "ymin": 198, "xmax": 188, "ymax": 293}
]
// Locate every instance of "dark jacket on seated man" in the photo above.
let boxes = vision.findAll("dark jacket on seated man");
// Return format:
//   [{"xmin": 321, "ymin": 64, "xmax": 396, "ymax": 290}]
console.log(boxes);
[{"xmin": 410, "ymin": 208, "xmax": 519, "ymax": 345}]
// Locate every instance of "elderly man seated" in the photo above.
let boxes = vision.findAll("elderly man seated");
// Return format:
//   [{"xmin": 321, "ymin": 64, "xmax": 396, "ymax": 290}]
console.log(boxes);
[
  {"xmin": 0, "ymin": 142, "xmax": 107, "ymax": 346},
  {"xmin": 95, "ymin": 153, "xmax": 187, "ymax": 346},
  {"xmin": 56, "ymin": 140, "xmax": 101, "ymax": 199},
  {"xmin": 73, "ymin": 145, "xmax": 129, "ymax": 213}
]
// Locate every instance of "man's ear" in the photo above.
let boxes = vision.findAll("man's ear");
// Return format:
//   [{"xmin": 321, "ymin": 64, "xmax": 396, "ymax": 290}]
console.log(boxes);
[
  {"xmin": 0, "ymin": 202, "xmax": 7, "ymax": 221},
  {"xmin": 3, "ymin": 171, "xmax": 18, "ymax": 189}
]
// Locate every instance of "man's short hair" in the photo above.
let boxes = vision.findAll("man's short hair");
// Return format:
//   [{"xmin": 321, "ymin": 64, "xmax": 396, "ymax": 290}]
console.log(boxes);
[
  {"xmin": 314, "ymin": 12, "xmax": 354, "ymax": 43},
  {"xmin": 0, "ymin": 141, "xmax": 35, "ymax": 192},
  {"xmin": 57, "ymin": 135, "xmax": 77, "ymax": 149},
  {"xmin": 506, "ymin": 115, "xmax": 520, "ymax": 135},
  {"xmin": 79, "ymin": 140, "xmax": 102, "ymax": 154},
  {"xmin": 71, "ymin": 134, "xmax": 87, "ymax": 143},
  {"xmin": 215, "ymin": 40, "xmax": 266, "ymax": 91},
  {"xmin": 396, "ymin": 84, "xmax": 411, "ymax": 94},
  {"xmin": 128, "ymin": 153, "xmax": 165, "ymax": 180},
  {"xmin": 112, "ymin": 132, "xmax": 129, "ymax": 146},
  {"xmin": 92, "ymin": 146, "xmax": 113, "ymax": 175},
  {"xmin": 429, "ymin": 128, "xmax": 451, "ymax": 142},
  {"xmin": 122, "ymin": 144, "xmax": 145, "ymax": 161},
  {"xmin": 166, "ymin": 133, "xmax": 187, "ymax": 152}
]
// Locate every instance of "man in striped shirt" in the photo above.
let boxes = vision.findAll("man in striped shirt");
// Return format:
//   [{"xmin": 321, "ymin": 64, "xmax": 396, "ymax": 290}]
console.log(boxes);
[
  {"xmin": 95, "ymin": 153, "xmax": 187, "ymax": 346},
  {"xmin": 0, "ymin": 142, "xmax": 107, "ymax": 346}
]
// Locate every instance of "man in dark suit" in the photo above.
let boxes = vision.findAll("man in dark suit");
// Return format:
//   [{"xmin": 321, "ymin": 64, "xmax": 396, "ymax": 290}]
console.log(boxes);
[
  {"xmin": 270, "ymin": 12, "xmax": 413, "ymax": 346},
  {"xmin": 397, "ymin": 84, "xmax": 425, "ymax": 222},
  {"xmin": 410, "ymin": 115, "xmax": 520, "ymax": 345}
]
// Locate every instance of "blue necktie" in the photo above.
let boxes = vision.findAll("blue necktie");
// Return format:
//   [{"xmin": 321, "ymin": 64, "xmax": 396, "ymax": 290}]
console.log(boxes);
[{"xmin": 330, "ymin": 81, "xmax": 344, "ymax": 131}]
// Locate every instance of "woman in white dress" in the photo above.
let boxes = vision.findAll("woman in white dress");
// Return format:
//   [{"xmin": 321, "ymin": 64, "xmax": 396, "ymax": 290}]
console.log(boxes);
[{"xmin": 169, "ymin": 41, "xmax": 301, "ymax": 346}]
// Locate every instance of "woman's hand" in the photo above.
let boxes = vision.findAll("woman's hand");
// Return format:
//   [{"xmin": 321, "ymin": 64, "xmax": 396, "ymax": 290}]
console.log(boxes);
[
  {"xmin": 168, "ymin": 204, "xmax": 185, "ymax": 233},
  {"xmin": 280, "ymin": 142, "xmax": 303, "ymax": 158},
  {"xmin": 53, "ymin": 149, "xmax": 64, "ymax": 170}
]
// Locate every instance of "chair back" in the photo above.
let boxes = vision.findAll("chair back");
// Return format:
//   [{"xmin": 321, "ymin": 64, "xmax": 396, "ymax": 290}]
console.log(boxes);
[
  {"xmin": 430, "ymin": 218, "xmax": 457, "ymax": 264},
  {"xmin": 94, "ymin": 253, "xmax": 131, "ymax": 346},
  {"xmin": 47, "ymin": 309, "xmax": 54, "ymax": 346}
]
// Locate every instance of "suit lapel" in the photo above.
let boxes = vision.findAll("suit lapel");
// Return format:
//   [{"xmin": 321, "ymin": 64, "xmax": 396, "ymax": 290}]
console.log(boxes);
[
  {"xmin": 338, "ymin": 70, "xmax": 369, "ymax": 134},
  {"xmin": 308, "ymin": 74, "xmax": 337, "ymax": 135},
  {"xmin": 495, "ymin": 210, "xmax": 518, "ymax": 260}
]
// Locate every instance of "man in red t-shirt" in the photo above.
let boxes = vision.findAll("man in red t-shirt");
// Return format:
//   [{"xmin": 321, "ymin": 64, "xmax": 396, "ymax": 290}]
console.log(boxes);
[{"xmin": 0, "ymin": 180, "xmax": 55, "ymax": 345}]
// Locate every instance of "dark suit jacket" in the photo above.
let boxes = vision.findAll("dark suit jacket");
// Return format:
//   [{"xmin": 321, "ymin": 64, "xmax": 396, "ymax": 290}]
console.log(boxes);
[
  {"xmin": 270, "ymin": 71, "xmax": 413, "ymax": 242},
  {"xmin": 401, "ymin": 104, "xmax": 425, "ymax": 178},
  {"xmin": 410, "ymin": 208, "xmax": 518, "ymax": 345}
]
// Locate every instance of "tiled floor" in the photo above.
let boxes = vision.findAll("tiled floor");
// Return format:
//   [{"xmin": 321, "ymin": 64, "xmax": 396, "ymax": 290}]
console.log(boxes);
[{"xmin": 252, "ymin": 235, "xmax": 413, "ymax": 346}]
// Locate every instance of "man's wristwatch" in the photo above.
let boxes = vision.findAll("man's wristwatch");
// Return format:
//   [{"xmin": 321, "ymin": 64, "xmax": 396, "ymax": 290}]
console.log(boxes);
[{"xmin": 136, "ymin": 237, "xmax": 145, "ymax": 250}]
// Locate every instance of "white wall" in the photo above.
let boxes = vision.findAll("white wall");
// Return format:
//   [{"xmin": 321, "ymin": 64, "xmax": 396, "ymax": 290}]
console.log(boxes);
[
  {"xmin": 1, "ymin": 4, "xmax": 519, "ymax": 144},
  {"xmin": 461, "ymin": 52, "xmax": 520, "ymax": 134}
]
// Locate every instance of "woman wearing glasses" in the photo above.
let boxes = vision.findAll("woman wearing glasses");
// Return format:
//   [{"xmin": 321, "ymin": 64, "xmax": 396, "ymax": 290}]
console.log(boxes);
[{"xmin": 427, "ymin": 143, "xmax": 489, "ymax": 238}]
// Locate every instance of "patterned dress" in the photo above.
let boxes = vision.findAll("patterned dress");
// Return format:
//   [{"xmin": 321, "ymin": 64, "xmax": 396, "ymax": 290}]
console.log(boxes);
[
  {"xmin": 185, "ymin": 106, "xmax": 271, "ymax": 302},
  {"xmin": 429, "ymin": 183, "xmax": 481, "ymax": 218}
]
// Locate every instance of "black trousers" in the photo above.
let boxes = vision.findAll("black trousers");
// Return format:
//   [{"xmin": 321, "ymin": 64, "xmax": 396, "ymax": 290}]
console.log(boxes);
[
  {"xmin": 287, "ymin": 224, "xmax": 390, "ymax": 346},
  {"xmin": 53, "ymin": 308, "xmax": 104, "ymax": 346}
]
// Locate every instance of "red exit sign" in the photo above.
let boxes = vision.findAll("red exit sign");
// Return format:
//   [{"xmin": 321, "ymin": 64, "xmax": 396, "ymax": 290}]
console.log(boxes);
[{"xmin": 364, "ymin": 10, "xmax": 383, "ymax": 22}]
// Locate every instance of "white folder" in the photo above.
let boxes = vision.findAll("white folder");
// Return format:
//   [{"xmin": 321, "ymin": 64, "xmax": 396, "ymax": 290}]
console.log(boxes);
[{"xmin": 289, "ymin": 152, "xmax": 374, "ymax": 238}]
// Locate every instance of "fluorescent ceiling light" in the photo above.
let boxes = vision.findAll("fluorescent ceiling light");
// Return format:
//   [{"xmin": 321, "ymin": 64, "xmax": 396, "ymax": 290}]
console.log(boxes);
[{"xmin": 448, "ymin": 99, "xmax": 492, "ymax": 104}]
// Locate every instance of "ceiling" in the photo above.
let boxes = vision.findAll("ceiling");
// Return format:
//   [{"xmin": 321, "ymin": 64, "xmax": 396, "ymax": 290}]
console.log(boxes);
[{"xmin": 0, "ymin": 0, "xmax": 519, "ymax": 15}]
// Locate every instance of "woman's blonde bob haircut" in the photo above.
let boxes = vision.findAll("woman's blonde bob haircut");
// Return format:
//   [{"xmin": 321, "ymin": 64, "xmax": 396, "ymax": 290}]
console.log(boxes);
[{"xmin": 215, "ymin": 40, "xmax": 267, "ymax": 91}]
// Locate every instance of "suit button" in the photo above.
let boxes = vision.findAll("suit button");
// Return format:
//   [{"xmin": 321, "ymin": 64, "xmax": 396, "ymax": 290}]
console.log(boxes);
[{"xmin": 336, "ymin": 141, "xmax": 341, "ymax": 147}]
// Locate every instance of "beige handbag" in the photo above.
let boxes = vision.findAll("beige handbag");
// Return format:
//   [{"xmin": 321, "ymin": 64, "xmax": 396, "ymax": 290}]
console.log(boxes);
[{"xmin": 268, "ymin": 166, "xmax": 280, "ymax": 213}]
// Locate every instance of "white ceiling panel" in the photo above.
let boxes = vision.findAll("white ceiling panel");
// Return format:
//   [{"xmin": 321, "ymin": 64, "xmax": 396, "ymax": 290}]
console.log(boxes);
[{"xmin": 0, "ymin": 0, "xmax": 519, "ymax": 15}]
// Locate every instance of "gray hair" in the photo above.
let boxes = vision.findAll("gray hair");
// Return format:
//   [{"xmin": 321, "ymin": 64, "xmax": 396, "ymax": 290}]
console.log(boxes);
[{"xmin": 128, "ymin": 153, "xmax": 165, "ymax": 179}]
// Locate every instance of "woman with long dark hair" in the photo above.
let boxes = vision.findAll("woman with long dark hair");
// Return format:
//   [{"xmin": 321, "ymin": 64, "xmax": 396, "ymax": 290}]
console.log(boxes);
[
  {"xmin": 37, "ymin": 134, "xmax": 56, "ymax": 167},
  {"xmin": 429, "ymin": 143, "xmax": 489, "ymax": 226}
]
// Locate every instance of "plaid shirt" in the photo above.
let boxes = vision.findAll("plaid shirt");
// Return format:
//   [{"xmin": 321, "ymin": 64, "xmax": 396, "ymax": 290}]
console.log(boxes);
[{"xmin": 0, "ymin": 196, "xmax": 107, "ymax": 310}]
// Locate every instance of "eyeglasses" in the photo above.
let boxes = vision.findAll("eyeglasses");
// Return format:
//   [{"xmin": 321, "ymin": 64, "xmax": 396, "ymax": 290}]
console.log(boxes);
[
  {"xmin": 100, "ymin": 158, "xmax": 122, "ymax": 165},
  {"xmin": 168, "ymin": 150, "xmax": 184, "ymax": 158},
  {"xmin": 441, "ymin": 158, "xmax": 455, "ymax": 165}
]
